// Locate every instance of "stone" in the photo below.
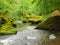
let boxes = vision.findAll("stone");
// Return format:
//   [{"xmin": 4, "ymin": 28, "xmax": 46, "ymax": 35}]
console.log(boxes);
[
  {"xmin": 45, "ymin": 35, "xmax": 60, "ymax": 45},
  {"xmin": 22, "ymin": 14, "xmax": 43, "ymax": 24},
  {"xmin": 51, "ymin": 10, "xmax": 60, "ymax": 16},
  {"xmin": 35, "ymin": 16, "xmax": 60, "ymax": 33}
]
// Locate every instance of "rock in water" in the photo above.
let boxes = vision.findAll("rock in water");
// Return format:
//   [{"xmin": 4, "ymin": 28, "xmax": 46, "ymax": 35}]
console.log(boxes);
[
  {"xmin": 35, "ymin": 16, "xmax": 60, "ymax": 33},
  {"xmin": 45, "ymin": 34, "xmax": 60, "ymax": 45}
]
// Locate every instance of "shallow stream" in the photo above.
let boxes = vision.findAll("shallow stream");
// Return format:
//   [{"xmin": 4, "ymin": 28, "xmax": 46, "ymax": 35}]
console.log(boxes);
[{"xmin": 0, "ymin": 23, "xmax": 59, "ymax": 45}]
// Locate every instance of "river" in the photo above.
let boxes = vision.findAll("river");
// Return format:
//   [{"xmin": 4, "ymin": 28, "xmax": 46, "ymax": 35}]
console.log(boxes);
[{"xmin": 0, "ymin": 23, "xmax": 59, "ymax": 45}]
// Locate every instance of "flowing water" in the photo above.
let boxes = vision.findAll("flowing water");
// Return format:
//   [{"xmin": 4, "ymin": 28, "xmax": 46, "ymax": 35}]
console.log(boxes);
[{"xmin": 0, "ymin": 23, "xmax": 58, "ymax": 45}]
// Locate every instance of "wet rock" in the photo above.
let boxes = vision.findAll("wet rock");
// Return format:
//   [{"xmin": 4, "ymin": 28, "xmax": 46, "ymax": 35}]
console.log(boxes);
[
  {"xmin": 45, "ymin": 35, "xmax": 60, "ymax": 45},
  {"xmin": 35, "ymin": 16, "xmax": 60, "ymax": 33}
]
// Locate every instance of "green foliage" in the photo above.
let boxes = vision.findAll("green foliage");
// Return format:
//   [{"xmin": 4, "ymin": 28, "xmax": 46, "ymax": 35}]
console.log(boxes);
[
  {"xmin": 0, "ymin": 0, "xmax": 22, "ymax": 20},
  {"xmin": 37, "ymin": 0, "xmax": 60, "ymax": 14},
  {"xmin": 0, "ymin": 0, "xmax": 60, "ymax": 18}
]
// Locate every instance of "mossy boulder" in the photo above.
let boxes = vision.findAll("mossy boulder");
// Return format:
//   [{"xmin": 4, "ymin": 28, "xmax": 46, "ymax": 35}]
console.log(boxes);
[
  {"xmin": 35, "ymin": 16, "xmax": 60, "ymax": 33},
  {"xmin": 28, "ymin": 16, "xmax": 42, "ymax": 24},
  {"xmin": 0, "ymin": 22, "xmax": 17, "ymax": 35},
  {"xmin": 22, "ymin": 14, "xmax": 43, "ymax": 24},
  {"xmin": 0, "ymin": 14, "xmax": 17, "ymax": 35}
]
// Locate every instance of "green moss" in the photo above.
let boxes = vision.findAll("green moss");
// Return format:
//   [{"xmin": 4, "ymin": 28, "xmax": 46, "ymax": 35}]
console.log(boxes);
[
  {"xmin": 22, "ymin": 14, "xmax": 43, "ymax": 24},
  {"xmin": 0, "ymin": 29, "xmax": 17, "ymax": 35},
  {"xmin": 0, "ymin": 22, "xmax": 17, "ymax": 34},
  {"xmin": 0, "ymin": 14, "xmax": 17, "ymax": 35}
]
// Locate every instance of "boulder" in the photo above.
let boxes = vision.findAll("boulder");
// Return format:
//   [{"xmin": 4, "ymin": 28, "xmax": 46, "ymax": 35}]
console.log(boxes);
[
  {"xmin": 22, "ymin": 14, "xmax": 43, "ymax": 24},
  {"xmin": 0, "ymin": 14, "xmax": 17, "ymax": 35},
  {"xmin": 51, "ymin": 10, "xmax": 60, "ymax": 16},
  {"xmin": 35, "ymin": 16, "xmax": 60, "ymax": 33}
]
